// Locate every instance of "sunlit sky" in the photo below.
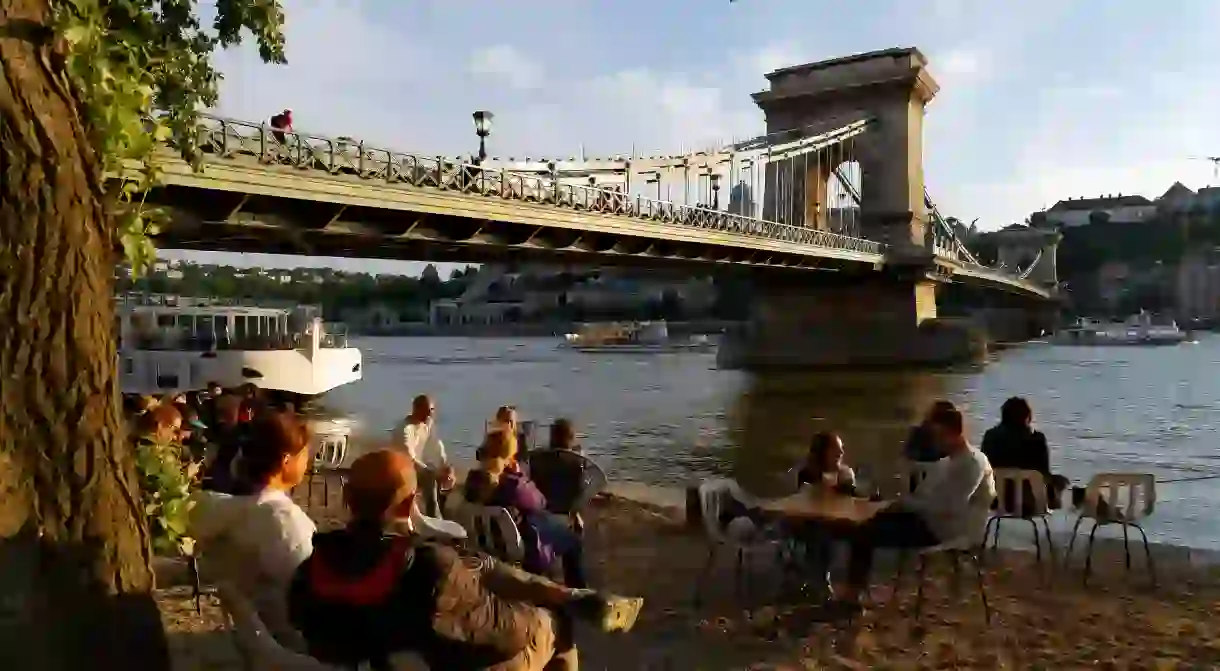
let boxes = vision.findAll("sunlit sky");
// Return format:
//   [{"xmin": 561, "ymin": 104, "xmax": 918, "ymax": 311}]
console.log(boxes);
[{"xmin": 167, "ymin": 0, "xmax": 1220, "ymax": 276}]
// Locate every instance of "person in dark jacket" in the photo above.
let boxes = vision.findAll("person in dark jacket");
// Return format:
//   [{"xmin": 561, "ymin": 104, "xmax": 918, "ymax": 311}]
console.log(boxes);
[
  {"xmin": 288, "ymin": 449, "xmax": 643, "ymax": 671},
  {"xmin": 982, "ymin": 397, "xmax": 1072, "ymax": 513}
]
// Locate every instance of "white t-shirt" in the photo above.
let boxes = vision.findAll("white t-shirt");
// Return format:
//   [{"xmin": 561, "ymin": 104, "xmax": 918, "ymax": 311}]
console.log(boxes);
[
  {"xmin": 903, "ymin": 446, "xmax": 995, "ymax": 542},
  {"xmin": 191, "ymin": 488, "xmax": 315, "ymax": 645},
  {"xmin": 394, "ymin": 417, "xmax": 448, "ymax": 471}
]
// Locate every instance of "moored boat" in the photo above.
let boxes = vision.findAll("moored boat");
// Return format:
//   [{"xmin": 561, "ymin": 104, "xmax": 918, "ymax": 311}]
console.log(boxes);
[{"xmin": 116, "ymin": 294, "xmax": 363, "ymax": 399}]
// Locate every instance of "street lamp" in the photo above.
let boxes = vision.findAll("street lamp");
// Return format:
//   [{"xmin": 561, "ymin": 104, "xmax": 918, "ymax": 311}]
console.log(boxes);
[
  {"xmin": 472, "ymin": 110, "xmax": 494, "ymax": 164},
  {"xmin": 710, "ymin": 173, "xmax": 722, "ymax": 209}
]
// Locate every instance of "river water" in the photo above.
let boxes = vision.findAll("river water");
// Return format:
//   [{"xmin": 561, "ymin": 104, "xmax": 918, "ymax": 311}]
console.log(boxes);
[{"xmin": 322, "ymin": 335, "xmax": 1220, "ymax": 550}]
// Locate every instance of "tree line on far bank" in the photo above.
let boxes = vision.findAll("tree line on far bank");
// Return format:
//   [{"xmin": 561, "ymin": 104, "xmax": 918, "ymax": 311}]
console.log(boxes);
[{"xmin": 119, "ymin": 261, "xmax": 758, "ymax": 323}]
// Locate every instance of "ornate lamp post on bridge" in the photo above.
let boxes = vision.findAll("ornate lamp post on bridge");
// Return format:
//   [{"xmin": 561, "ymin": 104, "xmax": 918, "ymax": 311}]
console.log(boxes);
[
  {"xmin": 472, "ymin": 110, "xmax": 494, "ymax": 164},
  {"xmin": 710, "ymin": 173, "xmax": 722, "ymax": 209}
]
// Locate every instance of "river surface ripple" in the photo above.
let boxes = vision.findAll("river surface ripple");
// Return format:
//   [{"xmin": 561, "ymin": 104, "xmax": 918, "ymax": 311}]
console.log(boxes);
[{"xmin": 320, "ymin": 335, "xmax": 1220, "ymax": 550}]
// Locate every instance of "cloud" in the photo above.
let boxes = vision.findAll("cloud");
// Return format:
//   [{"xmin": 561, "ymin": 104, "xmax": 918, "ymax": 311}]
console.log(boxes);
[{"xmin": 468, "ymin": 45, "xmax": 544, "ymax": 91}]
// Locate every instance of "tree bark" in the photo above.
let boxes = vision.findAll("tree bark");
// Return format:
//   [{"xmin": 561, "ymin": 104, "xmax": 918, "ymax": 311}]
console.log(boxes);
[{"xmin": 0, "ymin": 0, "xmax": 171, "ymax": 668}]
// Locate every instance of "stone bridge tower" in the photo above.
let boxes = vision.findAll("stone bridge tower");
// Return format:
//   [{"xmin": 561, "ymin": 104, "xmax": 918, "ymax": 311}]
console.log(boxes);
[
  {"xmin": 992, "ymin": 225, "xmax": 1062, "ymax": 289},
  {"xmin": 720, "ymin": 48, "xmax": 972, "ymax": 369},
  {"xmin": 752, "ymin": 47, "xmax": 938, "ymax": 253}
]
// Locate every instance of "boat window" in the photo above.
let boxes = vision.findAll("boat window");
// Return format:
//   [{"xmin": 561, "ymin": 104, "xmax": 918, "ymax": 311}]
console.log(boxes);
[
  {"xmin": 178, "ymin": 314, "xmax": 195, "ymax": 333},
  {"xmin": 259, "ymin": 315, "xmax": 269, "ymax": 335},
  {"xmin": 213, "ymin": 315, "xmax": 228, "ymax": 336},
  {"xmin": 123, "ymin": 358, "xmax": 133, "ymax": 374},
  {"xmin": 192, "ymin": 316, "xmax": 211, "ymax": 338},
  {"xmin": 156, "ymin": 313, "xmax": 175, "ymax": 328},
  {"xmin": 234, "ymin": 315, "xmax": 248, "ymax": 340}
]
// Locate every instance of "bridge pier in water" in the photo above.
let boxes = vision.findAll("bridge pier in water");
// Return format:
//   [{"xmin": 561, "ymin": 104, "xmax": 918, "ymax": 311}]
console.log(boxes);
[{"xmin": 719, "ymin": 271, "xmax": 986, "ymax": 369}]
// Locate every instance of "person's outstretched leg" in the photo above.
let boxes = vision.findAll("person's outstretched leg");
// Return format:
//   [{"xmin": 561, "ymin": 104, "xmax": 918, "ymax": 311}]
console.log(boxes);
[{"xmin": 480, "ymin": 555, "xmax": 641, "ymax": 632}]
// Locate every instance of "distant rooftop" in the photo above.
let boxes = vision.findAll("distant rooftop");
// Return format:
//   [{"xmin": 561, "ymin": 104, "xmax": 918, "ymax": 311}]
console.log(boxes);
[
  {"xmin": 765, "ymin": 47, "xmax": 926, "ymax": 79},
  {"xmin": 1048, "ymin": 194, "xmax": 1154, "ymax": 212}
]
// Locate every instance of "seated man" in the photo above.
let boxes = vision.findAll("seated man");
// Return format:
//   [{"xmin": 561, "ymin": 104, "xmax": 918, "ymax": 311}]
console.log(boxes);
[
  {"xmin": 835, "ymin": 405, "xmax": 995, "ymax": 615},
  {"xmin": 289, "ymin": 449, "xmax": 643, "ymax": 671},
  {"xmin": 527, "ymin": 419, "xmax": 590, "ymax": 521}
]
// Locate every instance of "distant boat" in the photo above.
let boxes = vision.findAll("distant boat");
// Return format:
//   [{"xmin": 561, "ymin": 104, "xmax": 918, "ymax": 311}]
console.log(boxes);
[
  {"xmin": 1052, "ymin": 312, "xmax": 1189, "ymax": 346},
  {"xmin": 559, "ymin": 320, "xmax": 716, "ymax": 353}
]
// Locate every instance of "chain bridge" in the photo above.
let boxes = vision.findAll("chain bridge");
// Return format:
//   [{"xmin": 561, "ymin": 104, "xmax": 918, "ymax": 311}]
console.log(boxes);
[{"xmin": 138, "ymin": 47, "xmax": 1060, "ymax": 368}]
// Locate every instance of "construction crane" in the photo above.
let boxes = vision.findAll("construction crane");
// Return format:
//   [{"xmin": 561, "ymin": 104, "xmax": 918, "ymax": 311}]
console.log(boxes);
[{"xmin": 1189, "ymin": 156, "xmax": 1220, "ymax": 181}]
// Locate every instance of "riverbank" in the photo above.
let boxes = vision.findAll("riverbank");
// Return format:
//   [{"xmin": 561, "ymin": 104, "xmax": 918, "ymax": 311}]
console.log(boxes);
[{"xmin": 161, "ymin": 484, "xmax": 1220, "ymax": 669}]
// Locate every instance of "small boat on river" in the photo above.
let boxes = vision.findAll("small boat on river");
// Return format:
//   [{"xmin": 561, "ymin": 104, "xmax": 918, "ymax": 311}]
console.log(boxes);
[
  {"xmin": 1052, "ymin": 312, "xmax": 1190, "ymax": 346},
  {"xmin": 559, "ymin": 320, "xmax": 716, "ymax": 353}
]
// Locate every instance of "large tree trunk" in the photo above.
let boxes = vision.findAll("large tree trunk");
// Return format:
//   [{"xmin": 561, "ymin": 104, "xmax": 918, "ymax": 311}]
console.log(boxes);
[{"xmin": 0, "ymin": 0, "xmax": 171, "ymax": 668}]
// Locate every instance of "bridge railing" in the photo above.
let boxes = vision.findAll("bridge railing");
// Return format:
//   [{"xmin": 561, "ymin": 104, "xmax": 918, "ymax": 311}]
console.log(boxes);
[{"xmin": 183, "ymin": 115, "xmax": 886, "ymax": 257}]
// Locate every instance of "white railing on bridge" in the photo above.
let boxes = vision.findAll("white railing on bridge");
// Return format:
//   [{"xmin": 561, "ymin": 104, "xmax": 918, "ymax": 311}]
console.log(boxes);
[{"xmin": 174, "ymin": 115, "xmax": 887, "ymax": 257}]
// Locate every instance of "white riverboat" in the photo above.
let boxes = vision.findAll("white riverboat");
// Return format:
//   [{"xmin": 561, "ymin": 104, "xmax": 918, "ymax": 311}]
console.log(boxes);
[
  {"xmin": 1053, "ymin": 313, "xmax": 1190, "ymax": 346},
  {"xmin": 116, "ymin": 295, "xmax": 362, "ymax": 399},
  {"xmin": 559, "ymin": 320, "xmax": 716, "ymax": 353}
]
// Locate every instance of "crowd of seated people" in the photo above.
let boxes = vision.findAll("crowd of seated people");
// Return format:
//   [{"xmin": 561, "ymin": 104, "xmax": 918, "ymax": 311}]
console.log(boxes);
[{"xmin": 117, "ymin": 383, "xmax": 639, "ymax": 670}]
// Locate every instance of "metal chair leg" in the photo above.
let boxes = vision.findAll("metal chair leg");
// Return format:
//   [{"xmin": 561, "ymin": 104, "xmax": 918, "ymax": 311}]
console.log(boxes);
[
  {"xmin": 969, "ymin": 551, "xmax": 992, "ymax": 624},
  {"xmin": 992, "ymin": 517, "xmax": 1004, "ymax": 552},
  {"xmin": 1041, "ymin": 517, "xmax": 1057, "ymax": 568},
  {"xmin": 890, "ymin": 550, "xmax": 909, "ymax": 610},
  {"xmin": 692, "ymin": 546, "xmax": 717, "ymax": 606},
  {"xmin": 1028, "ymin": 518, "xmax": 1043, "ymax": 563},
  {"xmin": 1121, "ymin": 524, "xmax": 1132, "ymax": 571},
  {"xmin": 980, "ymin": 518, "xmax": 997, "ymax": 564},
  {"xmin": 914, "ymin": 555, "xmax": 928, "ymax": 620},
  {"xmin": 735, "ymin": 548, "xmax": 746, "ymax": 601},
  {"xmin": 188, "ymin": 555, "xmax": 203, "ymax": 614},
  {"xmin": 1064, "ymin": 515, "xmax": 1085, "ymax": 568},
  {"xmin": 1133, "ymin": 524, "xmax": 1158, "ymax": 587},
  {"xmin": 1082, "ymin": 521, "xmax": 1101, "ymax": 585}
]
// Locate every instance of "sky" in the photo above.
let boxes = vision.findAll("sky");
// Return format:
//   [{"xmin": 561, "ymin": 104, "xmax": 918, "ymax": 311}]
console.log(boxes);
[{"xmin": 167, "ymin": 0, "xmax": 1220, "ymax": 276}]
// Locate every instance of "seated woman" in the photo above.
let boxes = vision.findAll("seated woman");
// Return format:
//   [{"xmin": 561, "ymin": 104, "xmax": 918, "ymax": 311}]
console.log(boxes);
[
  {"xmin": 795, "ymin": 431, "xmax": 857, "ymax": 495},
  {"xmin": 464, "ymin": 429, "xmax": 588, "ymax": 589},
  {"xmin": 190, "ymin": 411, "xmax": 315, "ymax": 646},
  {"xmin": 791, "ymin": 432, "xmax": 856, "ymax": 599}
]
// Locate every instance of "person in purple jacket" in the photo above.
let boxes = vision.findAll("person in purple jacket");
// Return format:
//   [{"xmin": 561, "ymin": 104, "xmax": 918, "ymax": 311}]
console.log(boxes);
[{"xmin": 464, "ymin": 430, "xmax": 588, "ymax": 588}]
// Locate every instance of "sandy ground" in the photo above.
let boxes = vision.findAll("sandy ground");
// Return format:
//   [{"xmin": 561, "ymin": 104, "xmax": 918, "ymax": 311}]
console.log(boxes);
[{"xmin": 160, "ymin": 482, "xmax": 1220, "ymax": 670}]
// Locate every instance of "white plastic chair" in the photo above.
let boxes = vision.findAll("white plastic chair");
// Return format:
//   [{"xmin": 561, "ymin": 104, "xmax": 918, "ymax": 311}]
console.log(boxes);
[
  {"xmin": 691, "ymin": 478, "xmax": 784, "ymax": 605},
  {"xmin": 1064, "ymin": 472, "xmax": 1157, "ymax": 585},
  {"xmin": 448, "ymin": 502, "xmax": 526, "ymax": 565},
  {"xmin": 313, "ymin": 434, "xmax": 348, "ymax": 469},
  {"xmin": 893, "ymin": 486, "xmax": 995, "ymax": 624},
  {"xmin": 986, "ymin": 469, "xmax": 1055, "ymax": 566}
]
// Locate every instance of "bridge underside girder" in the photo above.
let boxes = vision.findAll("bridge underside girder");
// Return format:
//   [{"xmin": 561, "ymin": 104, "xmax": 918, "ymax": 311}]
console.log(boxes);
[{"xmin": 149, "ymin": 185, "xmax": 879, "ymax": 273}]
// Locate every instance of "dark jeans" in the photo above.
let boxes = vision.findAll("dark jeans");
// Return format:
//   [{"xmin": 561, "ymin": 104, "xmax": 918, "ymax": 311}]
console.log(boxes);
[
  {"xmin": 847, "ymin": 509, "xmax": 939, "ymax": 590},
  {"xmin": 535, "ymin": 513, "xmax": 587, "ymax": 589}
]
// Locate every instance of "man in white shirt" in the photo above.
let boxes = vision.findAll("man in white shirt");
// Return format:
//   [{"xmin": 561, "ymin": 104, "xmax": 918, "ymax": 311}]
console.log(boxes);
[
  {"xmin": 393, "ymin": 394, "xmax": 455, "ymax": 516},
  {"xmin": 837, "ymin": 403, "xmax": 996, "ymax": 612}
]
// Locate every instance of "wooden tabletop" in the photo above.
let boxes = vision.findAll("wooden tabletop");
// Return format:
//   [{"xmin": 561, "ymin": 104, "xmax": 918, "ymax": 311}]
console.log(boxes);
[{"xmin": 758, "ymin": 488, "xmax": 889, "ymax": 524}]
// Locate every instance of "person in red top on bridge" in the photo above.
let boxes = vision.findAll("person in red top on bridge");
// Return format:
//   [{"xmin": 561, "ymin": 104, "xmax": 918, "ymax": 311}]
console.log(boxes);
[{"xmin": 269, "ymin": 108, "xmax": 293, "ymax": 143}]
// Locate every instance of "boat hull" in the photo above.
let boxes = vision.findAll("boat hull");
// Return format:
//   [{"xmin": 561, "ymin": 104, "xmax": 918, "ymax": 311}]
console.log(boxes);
[
  {"xmin": 561, "ymin": 343, "xmax": 716, "ymax": 354},
  {"xmin": 118, "ymin": 347, "xmax": 363, "ymax": 396}
]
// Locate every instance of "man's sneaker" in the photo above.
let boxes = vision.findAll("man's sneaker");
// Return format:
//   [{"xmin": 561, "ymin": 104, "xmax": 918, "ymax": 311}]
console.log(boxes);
[{"xmin": 569, "ymin": 593, "xmax": 644, "ymax": 632}]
